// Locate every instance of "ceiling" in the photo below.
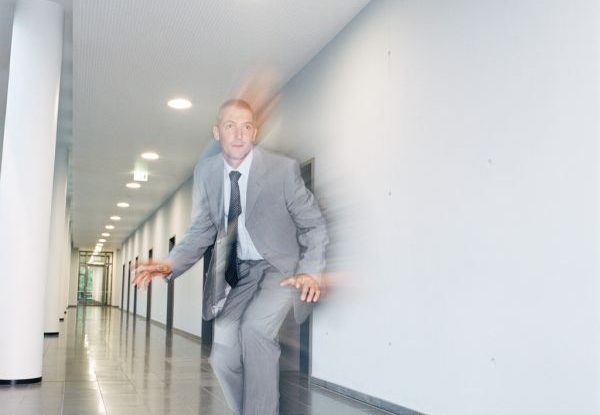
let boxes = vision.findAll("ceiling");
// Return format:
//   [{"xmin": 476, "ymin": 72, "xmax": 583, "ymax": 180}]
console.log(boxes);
[{"xmin": 1, "ymin": 0, "xmax": 369, "ymax": 251}]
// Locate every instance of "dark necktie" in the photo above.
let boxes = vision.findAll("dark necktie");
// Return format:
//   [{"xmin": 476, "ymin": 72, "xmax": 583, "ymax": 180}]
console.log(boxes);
[{"xmin": 225, "ymin": 171, "xmax": 242, "ymax": 287}]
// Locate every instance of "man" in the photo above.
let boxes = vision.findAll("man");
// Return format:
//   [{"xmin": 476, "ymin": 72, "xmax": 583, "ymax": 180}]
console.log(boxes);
[{"xmin": 133, "ymin": 99, "xmax": 328, "ymax": 415}]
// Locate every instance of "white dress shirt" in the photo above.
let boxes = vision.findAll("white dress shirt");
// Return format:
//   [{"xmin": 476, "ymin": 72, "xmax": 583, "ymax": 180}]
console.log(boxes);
[{"xmin": 223, "ymin": 150, "xmax": 263, "ymax": 260}]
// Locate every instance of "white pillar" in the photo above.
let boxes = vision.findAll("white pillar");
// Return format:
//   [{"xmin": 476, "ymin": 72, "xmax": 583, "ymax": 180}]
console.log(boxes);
[
  {"xmin": 44, "ymin": 144, "xmax": 68, "ymax": 334},
  {"xmin": 0, "ymin": 0, "xmax": 63, "ymax": 383}
]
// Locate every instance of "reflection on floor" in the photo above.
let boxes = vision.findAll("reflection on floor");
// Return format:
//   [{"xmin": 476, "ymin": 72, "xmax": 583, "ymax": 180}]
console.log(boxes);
[{"xmin": 0, "ymin": 307, "xmax": 393, "ymax": 415}]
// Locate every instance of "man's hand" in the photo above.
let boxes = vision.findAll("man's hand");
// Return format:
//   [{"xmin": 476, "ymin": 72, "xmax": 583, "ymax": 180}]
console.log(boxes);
[
  {"xmin": 280, "ymin": 274, "xmax": 321, "ymax": 303},
  {"xmin": 132, "ymin": 260, "xmax": 173, "ymax": 289}
]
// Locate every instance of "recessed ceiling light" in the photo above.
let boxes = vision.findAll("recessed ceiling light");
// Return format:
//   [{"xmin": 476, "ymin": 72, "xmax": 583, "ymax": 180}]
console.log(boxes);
[
  {"xmin": 98, "ymin": 239, "xmax": 106, "ymax": 243},
  {"xmin": 168, "ymin": 98, "xmax": 192, "ymax": 109},
  {"xmin": 141, "ymin": 152, "xmax": 160, "ymax": 160},
  {"xmin": 126, "ymin": 182, "xmax": 141, "ymax": 189},
  {"xmin": 110, "ymin": 216, "xmax": 121, "ymax": 221},
  {"xmin": 101, "ymin": 232, "xmax": 110, "ymax": 237},
  {"xmin": 116, "ymin": 202, "xmax": 129, "ymax": 208},
  {"xmin": 105, "ymin": 225, "xmax": 115, "ymax": 230}
]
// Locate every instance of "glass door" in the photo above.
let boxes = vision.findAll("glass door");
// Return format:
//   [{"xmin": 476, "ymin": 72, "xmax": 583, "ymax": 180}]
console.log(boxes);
[{"xmin": 77, "ymin": 251, "xmax": 113, "ymax": 306}]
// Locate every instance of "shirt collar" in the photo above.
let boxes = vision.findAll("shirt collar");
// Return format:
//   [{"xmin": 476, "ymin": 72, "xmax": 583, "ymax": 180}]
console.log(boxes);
[{"xmin": 224, "ymin": 148, "xmax": 253, "ymax": 178}]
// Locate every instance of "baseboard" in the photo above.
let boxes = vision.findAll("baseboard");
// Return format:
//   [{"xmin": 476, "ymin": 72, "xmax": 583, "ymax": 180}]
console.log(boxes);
[
  {"xmin": 172, "ymin": 326, "xmax": 202, "ymax": 342},
  {"xmin": 120, "ymin": 310, "xmax": 203, "ymax": 342},
  {"xmin": 310, "ymin": 377, "xmax": 426, "ymax": 415},
  {"xmin": 0, "ymin": 377, "xmax": 42, "ymax": 385}
]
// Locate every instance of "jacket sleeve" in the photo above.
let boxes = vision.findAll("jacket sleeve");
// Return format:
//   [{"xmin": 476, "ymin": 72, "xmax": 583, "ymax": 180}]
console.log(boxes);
[
  {"xmin": 166, "ymin": 165, "xmax": 217, "ymax": 281},
  {"xmin": 284, "ymin": 160, "xmax": 329, "ymax": 278}
]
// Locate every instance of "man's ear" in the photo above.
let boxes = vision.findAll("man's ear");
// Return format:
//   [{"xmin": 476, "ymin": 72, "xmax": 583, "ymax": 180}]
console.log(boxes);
[{"xmin": 213, "ymin": 126, "xmax": 220, "ymax": 141}]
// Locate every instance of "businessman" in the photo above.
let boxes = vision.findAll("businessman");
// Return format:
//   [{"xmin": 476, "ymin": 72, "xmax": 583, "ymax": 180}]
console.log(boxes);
[{"xmin": 133, "ymin": 99, "xmax": 328, "ymax": 415}]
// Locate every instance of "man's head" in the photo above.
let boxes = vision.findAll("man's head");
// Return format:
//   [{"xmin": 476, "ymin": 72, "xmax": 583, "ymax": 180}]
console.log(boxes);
[{"xmin": 213, "ymin": 99, "xmax": 257, "ymax": 168}]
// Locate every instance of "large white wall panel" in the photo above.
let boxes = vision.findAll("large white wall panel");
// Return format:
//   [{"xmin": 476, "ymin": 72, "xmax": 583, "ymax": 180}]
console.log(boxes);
[
  {"xmin": 264, "ymin": 1, "xmax": 599, "ymax": 414},
  {"xmin": 121, "ymin": 178, "xmax": 204, "ymax": 336},
  {"xmin": 149, "ymin": 207, "xmax": 169, "ymax": 325},
  {"xmin": 171, "ymin": 180, "xmax": 203, "ymax": 337}
]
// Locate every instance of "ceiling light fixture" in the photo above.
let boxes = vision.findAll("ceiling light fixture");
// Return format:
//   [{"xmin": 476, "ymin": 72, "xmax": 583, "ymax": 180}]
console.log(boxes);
[
  {"xmin": 126, "ymin": 182, "xmax": 141, "ymax": 189},
  {"xmin": 98, "ymin": 239, "xmax": 106, "ymax": 243},
  {"xmin": 168, "ymin": 98, "xmax": 192, "ymax": 109},
  {"xmin": 116, "ymin": 202, "xmax": 129, "ymax": 208},
  {"xmin": 105, "ymin": 225, "xmax": 115, "ymax": 230},
  {"xmin": 110, "ymin": 216, "xmax": 121, "ymax": 221},
  {"xmin": 102, "ymin": 232, "xmax": 110, "ymax": 237},
  {"xmin": 141, "ymin": 152, "xmax": 160, "ymax": 160}
]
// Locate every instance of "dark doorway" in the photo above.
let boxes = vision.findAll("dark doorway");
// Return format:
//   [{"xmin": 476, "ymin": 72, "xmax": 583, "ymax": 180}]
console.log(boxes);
[
  {"xmin": 133, "ymin": 256, "xmax": 139, "ymax": 315},
  {"xmin": 201, "ymin": 245, "xmax": 214, "ymax": 344},
  {"xmin": 166, "ymin": 236, "xmax": 176, "ymax": 331},
  {"xmin": 280, "ymin": 158, "xmax": 314, "ymax": 375},
  {"xmin": 127, "ymin": 260, "xmax": 131, "ymax": 313},
  {"xmin": 121, "ymin": 264, "xmax": 125, "ymax": 310},
  {"xmin": 299, "ymin": 160, "xmax": 314, "ymax": 374},
  {"xmin": 146, "ymin": 248, "xmax": 153, "ymax": 321}
]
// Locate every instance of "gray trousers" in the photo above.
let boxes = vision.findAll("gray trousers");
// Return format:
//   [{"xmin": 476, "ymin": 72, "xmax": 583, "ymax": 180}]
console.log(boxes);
[{"xmin": 209, "ymin": 259, "xmax": 294, "ymax": 415}]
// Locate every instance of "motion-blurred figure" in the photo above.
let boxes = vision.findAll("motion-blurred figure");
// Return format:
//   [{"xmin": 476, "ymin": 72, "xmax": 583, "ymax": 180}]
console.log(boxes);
[{"xmin": 133, "ymin": 98, "xmax": 328, "ymax": 415}]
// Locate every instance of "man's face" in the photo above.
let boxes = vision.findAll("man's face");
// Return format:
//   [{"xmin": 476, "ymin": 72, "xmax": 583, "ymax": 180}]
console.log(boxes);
[{"xmin": 213, "ymin": 105, "xmax": 257, "ymax": 168}]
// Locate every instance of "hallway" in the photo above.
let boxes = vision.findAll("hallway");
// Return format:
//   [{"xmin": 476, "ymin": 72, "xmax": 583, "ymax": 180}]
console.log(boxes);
[{"xmin": 0, "ymin": 307, "xmax": 393, "ymax": 415}]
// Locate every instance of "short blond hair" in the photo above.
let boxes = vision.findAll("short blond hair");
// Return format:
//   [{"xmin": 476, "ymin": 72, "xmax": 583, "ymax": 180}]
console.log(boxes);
[{"xmin": 217, "ymin": 99, "xmax": 254, "ymax": 121}]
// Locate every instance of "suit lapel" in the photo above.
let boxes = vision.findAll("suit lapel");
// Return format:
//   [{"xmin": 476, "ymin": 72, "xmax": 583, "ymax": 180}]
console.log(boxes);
[{"xmin": 245, "ymin": 147, "xmax": 266, "ymax": 220}]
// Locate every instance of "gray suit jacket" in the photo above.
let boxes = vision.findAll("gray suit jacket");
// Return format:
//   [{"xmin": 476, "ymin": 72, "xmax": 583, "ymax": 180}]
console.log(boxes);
[{"xmin": 167, "ymin": 146, "xmax": 328, "ymax": 323}]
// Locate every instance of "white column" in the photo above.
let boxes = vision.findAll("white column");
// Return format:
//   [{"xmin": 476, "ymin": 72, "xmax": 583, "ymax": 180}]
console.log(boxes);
[
  {"xmin": 0, "ymin": 0, "xmax": 63, "ymax": 383},
  {"xmin": 44, "ymin": 144, "xmax": 68, "ymax": 334}
]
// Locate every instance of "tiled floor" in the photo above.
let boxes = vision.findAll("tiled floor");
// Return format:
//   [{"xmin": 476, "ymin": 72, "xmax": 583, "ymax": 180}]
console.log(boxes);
[{"xmin": 0, "ymin": 306, "xmax": 393, "ymax": 415}]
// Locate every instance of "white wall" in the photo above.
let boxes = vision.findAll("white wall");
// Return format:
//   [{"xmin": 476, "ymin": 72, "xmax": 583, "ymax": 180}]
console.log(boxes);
[
  {"xmin": 120, "ymin": 178, "xmax": 204, "ymax": 337},
  {"xmin": 260, "ymin": 1, "xmax": 599, "ymax": 414}
]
